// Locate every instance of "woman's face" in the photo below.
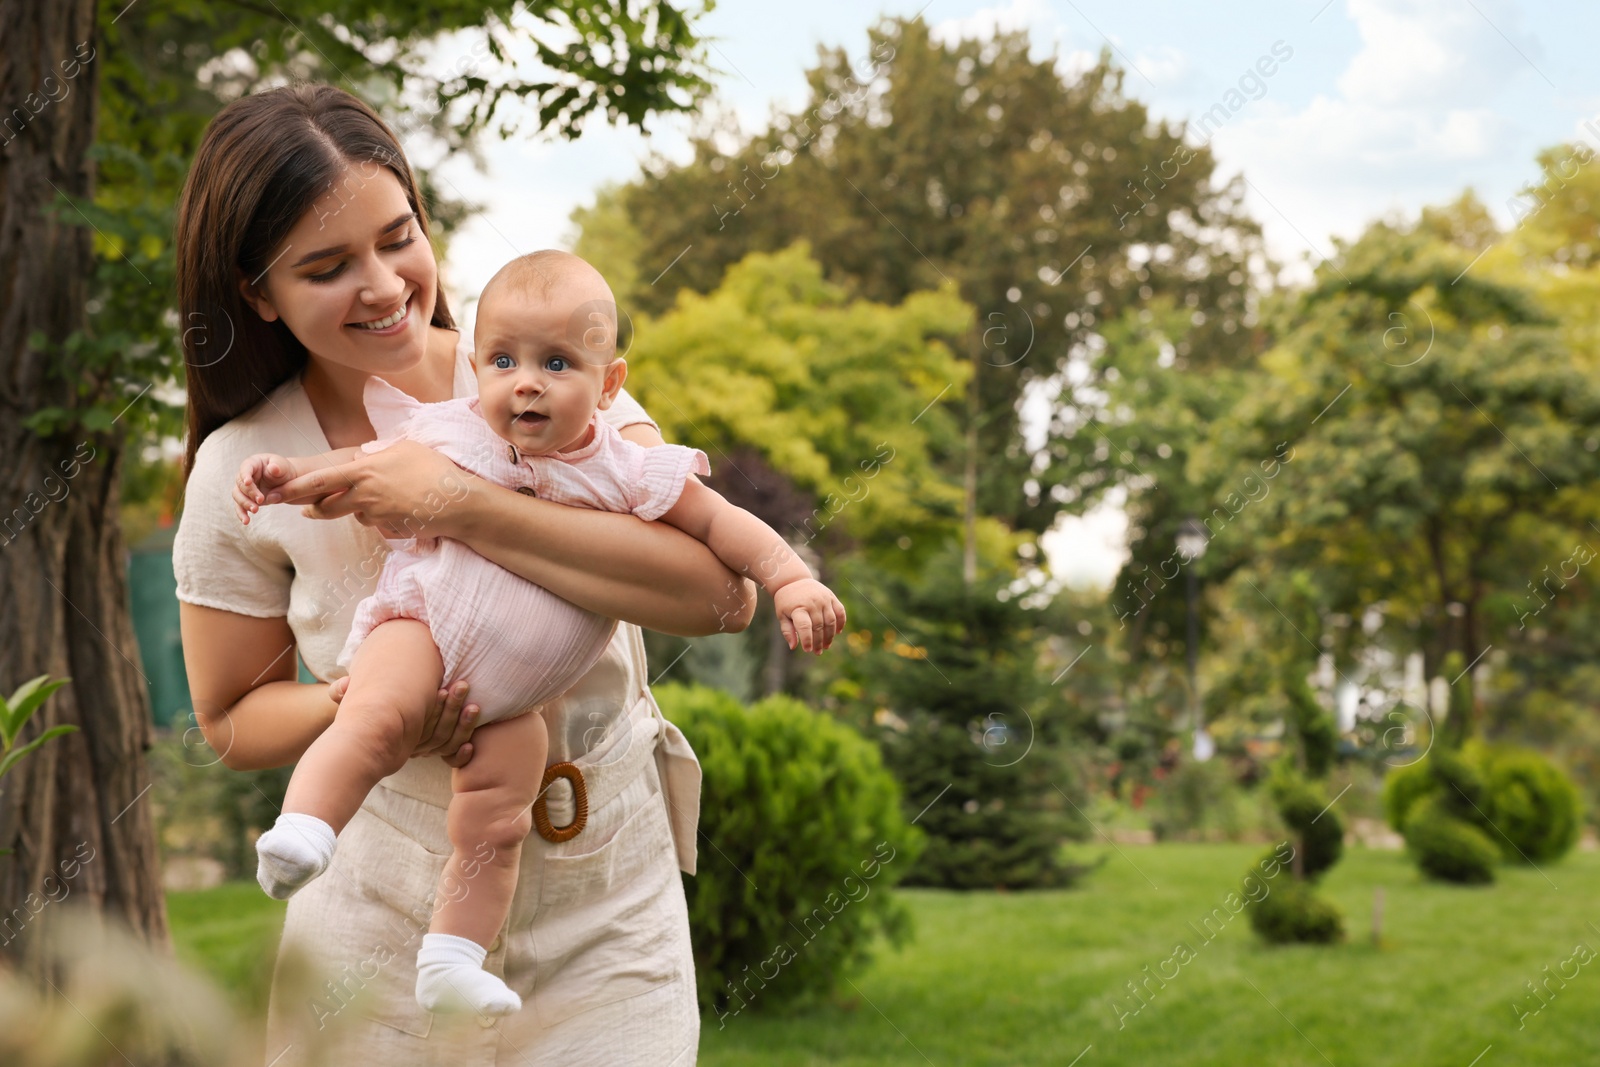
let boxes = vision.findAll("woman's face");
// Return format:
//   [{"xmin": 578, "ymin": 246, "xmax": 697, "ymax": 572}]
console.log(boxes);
[{"xmin": 239, "ymin": 162, "xmax": 437, "ymax": 377}]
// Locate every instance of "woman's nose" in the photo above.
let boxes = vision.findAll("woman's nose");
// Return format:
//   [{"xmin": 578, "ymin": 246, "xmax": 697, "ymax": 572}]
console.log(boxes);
[{"xmin": 359, "ymin": 257, "xmax": 406, "ymax": 309}]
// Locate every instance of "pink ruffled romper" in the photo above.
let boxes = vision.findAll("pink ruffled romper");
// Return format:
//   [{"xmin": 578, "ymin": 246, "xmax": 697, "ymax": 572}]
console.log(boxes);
[{"xmin": 336, "ymin": 376, "xmax": 710, "ymax": 723}]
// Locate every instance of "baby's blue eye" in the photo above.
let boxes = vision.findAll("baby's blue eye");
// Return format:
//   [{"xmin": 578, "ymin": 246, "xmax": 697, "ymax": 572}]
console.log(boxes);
[
  {"xmin": 493, "ymin": 354, "xmax": 513, "ymax": 370},
  {"xmin": 547, "ymin": 356, "xmax": 569, "ymax": 372}
]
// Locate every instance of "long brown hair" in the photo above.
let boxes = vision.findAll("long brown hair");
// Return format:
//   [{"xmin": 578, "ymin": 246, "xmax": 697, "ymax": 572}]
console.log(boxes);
[{"xmin": 176, "ymin": 83, "xmax": 454, "ymax": 476}]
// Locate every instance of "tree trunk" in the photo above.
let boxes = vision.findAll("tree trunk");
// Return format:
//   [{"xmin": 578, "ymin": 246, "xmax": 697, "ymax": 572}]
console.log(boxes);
[{"xmin": 0, "ymin": 0, "xmax": 169, "ymax": 969}]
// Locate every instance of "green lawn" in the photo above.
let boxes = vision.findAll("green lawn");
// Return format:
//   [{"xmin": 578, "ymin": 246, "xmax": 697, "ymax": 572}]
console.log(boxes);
[
  {"xmin": 169, "ymin": 845, "xmax": 1600, "ymax": 1066},
  {"xmin": 166, "ymin": 880, "xmax": 287, "ymax": 1019}
]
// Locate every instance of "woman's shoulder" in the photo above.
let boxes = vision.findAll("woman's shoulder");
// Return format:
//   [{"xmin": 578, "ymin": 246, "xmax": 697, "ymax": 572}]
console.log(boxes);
[{"xmin": 188, "ymin": 376, "xmax": 314, "ymax": 484}]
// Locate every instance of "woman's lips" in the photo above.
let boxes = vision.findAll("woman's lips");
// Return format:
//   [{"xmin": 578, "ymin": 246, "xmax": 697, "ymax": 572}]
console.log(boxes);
[{"xmin": 348, "ymin": 297, "xmax": 412, "ymax": 335}]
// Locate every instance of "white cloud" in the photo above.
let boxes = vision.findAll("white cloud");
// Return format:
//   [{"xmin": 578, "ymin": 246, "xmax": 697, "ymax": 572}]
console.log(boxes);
[
  {"xmin": 931, "ymin": 0, "xmax": 1058, "ymax": 46},
  {"xmin": 1207, "ymin": 0, "xmax": 1541, "ymax": 270},
  {"xmin": 1337, "ymin": 0, "xmax": 1538, "ymax": 108},
  {"xmin": 1132, "ymin": 44, "xmax": 1191, "ymax": 89}
]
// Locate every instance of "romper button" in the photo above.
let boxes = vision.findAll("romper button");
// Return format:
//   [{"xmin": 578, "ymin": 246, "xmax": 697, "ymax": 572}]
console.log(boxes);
[
  {"xmin": 508, "ymin": 444, "xmax": 517, "ymax": 463},
  {"xmin": 478, "ymin": 1013, "xmax": 497, "ymax": 1028},
  {"xmin": 489, "ymin": 934, "xmax": 503, "ymax": 953},
  {"xmin": 516, "ymin": 486, "xmax": 536, "ymax": 497}
]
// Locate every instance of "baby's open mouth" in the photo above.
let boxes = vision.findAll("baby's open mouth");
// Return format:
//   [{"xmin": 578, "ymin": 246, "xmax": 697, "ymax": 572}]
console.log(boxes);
[{"xmin": 515, "ymin": 411, "xmax": 548, "ymax": 427}]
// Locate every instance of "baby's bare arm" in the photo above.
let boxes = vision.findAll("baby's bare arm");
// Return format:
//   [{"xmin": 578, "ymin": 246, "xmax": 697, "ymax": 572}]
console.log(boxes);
[
  {"xmin": 235, "ymin": 446, "xmax": 364, "ymax": 524},
  {"xmin": 660, "ymin": 479, "xmax": 809, "ymax": 592},
  {"xmin": 659, "ymin": 480, "xmax": 846, "ymax": 651}
]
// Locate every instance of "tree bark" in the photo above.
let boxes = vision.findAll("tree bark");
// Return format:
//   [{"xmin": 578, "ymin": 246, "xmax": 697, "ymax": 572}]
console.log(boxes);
[{"xmin": 0, "ymin": 0, "xmax": 169, "ymax": 969}]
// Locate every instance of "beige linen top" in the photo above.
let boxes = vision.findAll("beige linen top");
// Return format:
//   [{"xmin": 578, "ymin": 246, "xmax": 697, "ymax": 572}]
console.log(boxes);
[{"xmin": 173, "ymin": 330, "xmax": 677, "ymax": 791}]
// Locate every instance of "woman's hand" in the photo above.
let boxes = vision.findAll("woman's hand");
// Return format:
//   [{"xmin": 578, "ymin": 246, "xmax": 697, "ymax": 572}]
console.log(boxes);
[
  {"xmin": 277, "ymin": 439, "xmax": 477, "ymax": 539},
  {"xmin": 330, "ymin": 675, "xmax": 479, "ymax": 767}
]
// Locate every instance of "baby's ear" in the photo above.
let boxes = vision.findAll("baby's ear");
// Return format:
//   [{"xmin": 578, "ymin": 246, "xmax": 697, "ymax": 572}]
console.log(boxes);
[{"xmin": 597, "ymin": 358, "xmax": 628, "ymax": 410}]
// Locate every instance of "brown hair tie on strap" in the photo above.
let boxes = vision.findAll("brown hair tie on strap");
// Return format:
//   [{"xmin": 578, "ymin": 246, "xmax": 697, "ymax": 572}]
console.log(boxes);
[{"xmin": 532, "ymin": 761, "xmax": 588, "ymax": 843}]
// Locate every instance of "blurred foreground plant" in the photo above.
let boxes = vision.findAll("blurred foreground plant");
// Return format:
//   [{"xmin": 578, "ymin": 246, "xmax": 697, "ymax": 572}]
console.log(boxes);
[
  {"xmin": 0, "ymin": 905, "xmax": 249, "ymax": 1066},
  {"xmin": 0, "ymin": 676, "xmax": 77, "ymax": 787}
]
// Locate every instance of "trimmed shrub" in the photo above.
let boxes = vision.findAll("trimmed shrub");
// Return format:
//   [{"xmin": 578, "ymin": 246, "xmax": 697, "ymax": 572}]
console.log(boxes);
[
  {"xmin": 1268, "ymin": 769, "xmax": 1344, "ymax": 882},
  {"xmin": 1248, "ymin": 878, "xmax": 1345, "ymax": 945},
  {"xmin": 657, "ymin": 684, "xmax": 924, "ymax": 1018},
  {"xmin": 1382, "ymin": 759, "xmax": 1435, "ymax": 833},
  {"xmin": 1481, "ymin": 745, "xmax": 1582, "ymax": 863},
  {"xmin": 1430, "ymin": 748, "xmax": 1488, "ymax": 821},
  {"xmin": 1384, "ymin": 743, "xmax": 1581, "ymax": 867},
  {"xmin": 1404, "ymin": 796, "xmax": 1499, "ymax": 884}
]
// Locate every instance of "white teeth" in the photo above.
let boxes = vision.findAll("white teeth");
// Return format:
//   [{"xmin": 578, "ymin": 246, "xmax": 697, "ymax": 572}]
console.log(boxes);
[{"xmin": 353, "ymin": 300, "xmax": 407, "ymax": 330}]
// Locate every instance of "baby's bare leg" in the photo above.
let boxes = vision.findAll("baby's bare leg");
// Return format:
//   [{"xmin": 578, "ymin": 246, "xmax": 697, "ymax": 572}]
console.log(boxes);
[
  {"xmin": 414, "ymin": 708, "xmax": 548, "ymax": 1016},
  {"xmin": 284, "ymin": 618, "xmax": 442, "ymax": 829},
  {"xmin": 257, "ymin": 619, "xmax": 441, "ymax": 900}
]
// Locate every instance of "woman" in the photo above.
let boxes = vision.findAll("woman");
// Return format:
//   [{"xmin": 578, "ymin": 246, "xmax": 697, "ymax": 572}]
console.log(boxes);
[{"xmin": 173, "ymin": 83, "xmax": 752, "ymax": 1065}]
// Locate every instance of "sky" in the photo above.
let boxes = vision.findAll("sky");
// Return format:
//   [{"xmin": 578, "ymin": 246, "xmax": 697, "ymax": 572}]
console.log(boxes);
[{"xmin": 423, "ymin": 0, "xmax": 1600, "ymax": 589}]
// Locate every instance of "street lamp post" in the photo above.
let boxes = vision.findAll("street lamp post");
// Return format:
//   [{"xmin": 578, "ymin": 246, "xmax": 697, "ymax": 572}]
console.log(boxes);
[{"xmin": 1176, "ymin": 518, "xmax": 1213, "ymax": 761}]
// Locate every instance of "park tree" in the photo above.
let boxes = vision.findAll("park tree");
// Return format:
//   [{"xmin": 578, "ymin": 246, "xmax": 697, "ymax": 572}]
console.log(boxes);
[
  {"xmin": 625, "ymin": 244, "xmax": 970, "ymax": 566},
  {"xmin": 859, "ymin": 540, "xmax": 1082, "ymax": 889},
  {"xmin": 0, "ymin": 0, "xmax": 711, "ymax": 964},
  {"xmin": 1219, "ymin": 204, "xmax": 1600, "ymax": 745},
  {"xmin": 620, "ymin": 243, "xmax": 971, "ymax": 695},
  {"xmin": 580, "ymin": 16, "xmax": 1265, "ymax": 565}
]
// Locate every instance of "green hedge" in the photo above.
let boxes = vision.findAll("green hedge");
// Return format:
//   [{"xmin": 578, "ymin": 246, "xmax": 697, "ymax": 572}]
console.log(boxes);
[
  {"xmin": 1404, "ymin": 796, "xmax": 1499, "ymax": 885},
  {"xmin": 657, "ymin": 684, "xmax": 923, "ymax": 1020},
  {"xmin": 1383, "ymin": 742, "xmax": 1581, "ymax": 869},
  {"xmin": 1479, "ymin": 745, "xmax": 1582, "ymax": 863},
  {"xmin": 1249, "ymin": 877, "xmax": 1345, "ymax": 945},
  {"xmin": 1269, "ymin": 770, "xmax": 1344, "ymax": 883},
  {"xmin": 1382, "ymin": 759, "xmax": 1435, "ymax": 834}
]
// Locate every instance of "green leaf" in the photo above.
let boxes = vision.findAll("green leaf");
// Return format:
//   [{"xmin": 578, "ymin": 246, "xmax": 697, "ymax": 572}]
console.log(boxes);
[
  {"xmin": 2, "ymin": 676, "xmax": 70, "ymax": 750},
  {"xmin": 1, "ymin": 677, "xmax": 71, "ymax": 753},
  {"xmin": 0, "ymin": 725, "xmax": 79, "ymax": 783}
]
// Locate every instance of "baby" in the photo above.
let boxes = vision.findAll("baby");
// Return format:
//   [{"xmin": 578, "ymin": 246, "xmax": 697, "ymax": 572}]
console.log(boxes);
[{"xmin": 232, "ymin": 250, "xmax": 846, "ymax": 1017}]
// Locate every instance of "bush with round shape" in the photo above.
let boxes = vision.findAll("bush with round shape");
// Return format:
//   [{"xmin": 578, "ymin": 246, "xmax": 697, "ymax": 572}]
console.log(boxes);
[
  {"xmin": 656, "ymin": 684, "xmax": 924, "ymax": 1016},
  {"xmin": 1269, "ymin": 769, "xmax": 1343, "ymax": 882},
  {"xmin": 1430, "ymin": 747, "xmax": 1488, "ymax": 821},
  {"xmin": 1404, "ymin": 796, "xmax": 1498, "ymax": 884},
  {"xmin": 1247, "ymin": 877, "xmax": 1345, "ymax": 945},
  {"xmin": 1480, "ymin": 745, "xmax": 1582, "ymax": 864},
  {"xmin": 1382, "ymin": 759, "xmax": 1435, "ymax": 833}
]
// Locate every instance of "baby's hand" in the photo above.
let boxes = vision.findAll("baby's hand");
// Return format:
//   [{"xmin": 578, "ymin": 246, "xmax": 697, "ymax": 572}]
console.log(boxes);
[
  {"xmin": 774, "ymin": 578, "xmax": 847, "ymax": 653},
  {"xmin": 234, "ymin": 453, "xmax": 296, "ymax": 525}
]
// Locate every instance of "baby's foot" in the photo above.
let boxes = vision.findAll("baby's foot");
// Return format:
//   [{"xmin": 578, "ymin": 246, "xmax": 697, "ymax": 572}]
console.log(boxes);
[
  {"xmin": 415, "ymin": 932, "xmax": 522, "ymax": 1017},
  {"xmin": 255, "ymin": 813, "xmax": 336, "ymax": 899}
]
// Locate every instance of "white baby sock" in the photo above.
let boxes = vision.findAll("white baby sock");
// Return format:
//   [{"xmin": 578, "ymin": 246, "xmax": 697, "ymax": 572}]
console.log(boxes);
[
  {"xmin": 415, "ymin": 932, "xmax": 522, "ymax": 1017},
  {"xmin": 255, "ymin": 813, "xmax": 337, "ymax": 899}
]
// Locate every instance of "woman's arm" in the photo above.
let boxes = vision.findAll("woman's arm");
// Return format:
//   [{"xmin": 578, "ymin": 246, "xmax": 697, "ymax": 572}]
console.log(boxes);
[
  {"xmin": 284, "ymin": 433, "xmax": 760, "ymax": 637},
  {"xmin": 179, "ymin": 603, "xmax": 480, "ymax": 771},
  {"xmin": 180, "ymin": 604, "xmax": 333, "ymax": 770}
]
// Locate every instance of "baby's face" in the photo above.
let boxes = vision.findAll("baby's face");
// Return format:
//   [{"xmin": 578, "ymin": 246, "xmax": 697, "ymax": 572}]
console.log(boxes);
[{"xmin": 473, "ymin": 278, "xmax": 624, "ymax": 456}]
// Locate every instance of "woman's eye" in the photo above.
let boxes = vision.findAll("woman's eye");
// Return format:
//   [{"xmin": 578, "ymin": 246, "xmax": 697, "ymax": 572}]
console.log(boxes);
[
  {"xmin": 547, "ymin": 357, "xmax": 568, "ymax": 372},
  {"xmin": 493, "ymin": 355, "xmax": 513, "ymax": 370},
  {"xmin": 306, "ymin": 234, "xmax": 415, "ymax": 284}
]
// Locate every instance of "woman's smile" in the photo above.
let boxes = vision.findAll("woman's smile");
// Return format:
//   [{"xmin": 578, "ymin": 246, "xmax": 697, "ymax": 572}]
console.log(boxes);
[{"xmin": 348, "ymin": 294, "xmax": 414, "ymax": 336}]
